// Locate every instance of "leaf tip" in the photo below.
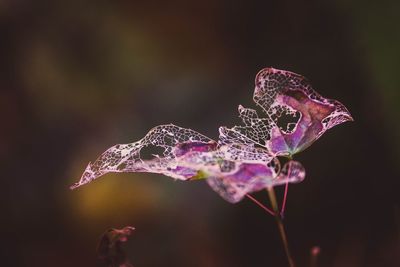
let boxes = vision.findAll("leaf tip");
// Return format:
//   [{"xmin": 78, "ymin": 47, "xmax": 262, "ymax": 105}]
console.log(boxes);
[{"xmin": 70, "ymin": 162, "xmax": 94, "ymax": 190}]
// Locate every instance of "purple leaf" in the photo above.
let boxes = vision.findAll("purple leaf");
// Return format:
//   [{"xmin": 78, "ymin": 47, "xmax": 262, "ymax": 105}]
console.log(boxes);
[
  {"xmin": 71, "ymin": 68, "xmax": 352, "ymax": 205},
  {"xmin": 71, "ymin": 125, "xmax": 277, "ymax": 191},
  {"xmin": 70, "ymin": 124, "xmax": 299, "ymax": 203},
  {"xmin": 206, "ymin": 159, "xmax": 305, "ymax": 203},
  {"xmin": 223, "ymin": 67, "xmax": 353, "ymax": 157}
]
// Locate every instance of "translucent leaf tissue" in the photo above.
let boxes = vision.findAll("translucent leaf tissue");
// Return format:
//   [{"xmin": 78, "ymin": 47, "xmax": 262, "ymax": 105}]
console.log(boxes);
[{"xmin": 71, "ymin": 68, "xmax": 352, "ymax": 204}]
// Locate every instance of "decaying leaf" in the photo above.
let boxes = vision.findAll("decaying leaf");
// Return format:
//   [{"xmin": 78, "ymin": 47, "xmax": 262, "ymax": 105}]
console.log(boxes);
[
  {"xmin": 221, "ymin": 68, "xmax": 353, "ymax": 157},
  {"xmin": 71, "ymin": 67, "xmax": 352, "ymax": 204}
]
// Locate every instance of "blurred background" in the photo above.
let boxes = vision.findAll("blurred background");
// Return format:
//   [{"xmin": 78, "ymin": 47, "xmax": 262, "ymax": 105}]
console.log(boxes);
[{"xmin": 1, "ymin": 0, "xmax": 399, "ymax": 266}]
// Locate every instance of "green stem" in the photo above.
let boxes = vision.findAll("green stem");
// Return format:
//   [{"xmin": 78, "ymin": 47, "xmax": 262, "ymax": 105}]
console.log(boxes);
[{"xmin": 267, "ymin": 187, "xmax": 296, "ymax": 267}]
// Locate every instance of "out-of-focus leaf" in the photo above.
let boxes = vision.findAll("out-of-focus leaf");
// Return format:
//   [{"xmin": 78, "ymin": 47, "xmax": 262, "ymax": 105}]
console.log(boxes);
[{"xmin": 97, "ymin": 226, "xmax": 135, "ymax": 267}]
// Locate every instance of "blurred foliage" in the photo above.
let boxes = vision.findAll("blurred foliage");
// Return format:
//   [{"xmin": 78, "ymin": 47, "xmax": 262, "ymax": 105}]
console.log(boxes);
[{"xmin": 336, "ymin": 0, "xmax": 400, "ymax": 161}]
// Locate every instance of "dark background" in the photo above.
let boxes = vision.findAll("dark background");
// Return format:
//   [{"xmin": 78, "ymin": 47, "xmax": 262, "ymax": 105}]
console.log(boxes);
[{"xmin": 1, "ymin": 1, "xmax": 399, "ymax": 266}]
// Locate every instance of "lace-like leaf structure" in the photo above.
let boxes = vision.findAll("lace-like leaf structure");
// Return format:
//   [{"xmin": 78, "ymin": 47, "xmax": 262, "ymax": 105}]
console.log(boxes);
[
  {"xmin": 71, "ymin": 67, "xmax": 352, "ymax": 203},
  {"xmin": 71, "ymin": 124, "xmax": 305, "ymax": 203},
  {"xmin": 222, "ymin": 68, "xmax": 353, "ymax": 156},
  {"xmin": 71, "ymin": 124, "xmax": 213, "ymax": 188}
]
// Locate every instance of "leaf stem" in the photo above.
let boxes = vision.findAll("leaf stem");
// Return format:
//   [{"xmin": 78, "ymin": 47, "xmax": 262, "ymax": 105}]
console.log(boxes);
[
  {"xmin": 246, "ymin": 194, "xmax": 275, "ymax": 216},
  {"xmin": 280, "ymin": 181, "xmax": 289, "ymax": 217},
  {"xmin": 267, "ymin": 187, "xmax": 296, "ymax": 267}
]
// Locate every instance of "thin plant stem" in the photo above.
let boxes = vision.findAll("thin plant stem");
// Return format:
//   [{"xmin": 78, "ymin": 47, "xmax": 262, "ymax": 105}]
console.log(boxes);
[
  {"xmin": 267, "ymin": 187, "xmax": 296, "ymax": 267},
  {"xmin": 280, "ymin": 181, "xmax": 289, "ymax": 217},
  {"xmin": 281, "ymin": 155, "xmax": 293, "ymax": 217},
  {"xmin": 246, "ymin": 194, "xmax": 275, "ymax": 216}
]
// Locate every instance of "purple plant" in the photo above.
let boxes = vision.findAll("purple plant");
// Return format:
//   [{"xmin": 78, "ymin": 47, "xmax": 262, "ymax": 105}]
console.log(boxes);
[
  {"xmin": 70, "ymin": 125, "xmax": 305, "ymax": 204},
  {"xmin": 72, "ymin": 68, "xmax": 352, "ymax": 266}
]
